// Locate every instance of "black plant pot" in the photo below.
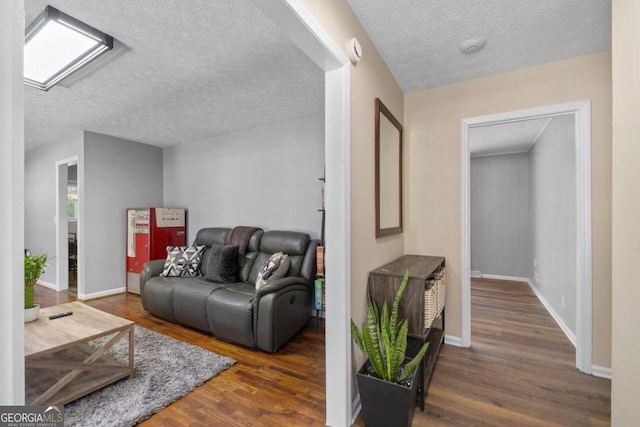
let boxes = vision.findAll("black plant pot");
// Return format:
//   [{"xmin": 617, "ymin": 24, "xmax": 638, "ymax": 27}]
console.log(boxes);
[{"xmin": 356, "ymin": 359, "xmax": 419, "ymax": 427}]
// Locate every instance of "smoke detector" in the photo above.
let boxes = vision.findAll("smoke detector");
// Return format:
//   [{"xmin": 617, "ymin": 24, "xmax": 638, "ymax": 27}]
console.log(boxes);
[
  {"xmin": 348, "ymin": 38, "xmax": 362, "ymax": 63},
  {"xmin": 460, "ymin": 37, "xmax": 487, "ymax": 54}
]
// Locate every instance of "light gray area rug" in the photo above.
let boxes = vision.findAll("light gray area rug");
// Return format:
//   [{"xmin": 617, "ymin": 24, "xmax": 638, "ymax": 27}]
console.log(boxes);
[{"xmin": 64, "ymin": 326, "xmax": 235, "ymax": 427}]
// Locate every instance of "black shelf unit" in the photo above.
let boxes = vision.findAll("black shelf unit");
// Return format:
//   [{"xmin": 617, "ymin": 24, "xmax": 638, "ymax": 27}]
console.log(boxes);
[
  {"xmin": 407, "ymin": 310, "xmax": 445, "ymax": 411},
  {"xmin": 368, "ymin": 255, "xmax": 446, "ymax": 411}
]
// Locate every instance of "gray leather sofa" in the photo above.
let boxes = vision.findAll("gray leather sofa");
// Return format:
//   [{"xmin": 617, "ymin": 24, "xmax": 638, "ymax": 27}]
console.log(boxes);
[{"xmin": 140, "ymin": 227, "xmax": 318, "ymax": 352}]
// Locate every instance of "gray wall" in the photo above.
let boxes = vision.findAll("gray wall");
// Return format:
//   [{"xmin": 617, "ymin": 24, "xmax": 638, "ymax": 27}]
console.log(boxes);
[
  {"xmin": 163, "ymin": 113, "xmax": 325, "ymax": 241},
  {"xmin": 25, "ymin": 131, "xmax": 84, "ymax": 284},
  {"xmin": 25, "ymin": 114, "xmax": 322, "ymax": 296},
  {"xmin": 83, "ymin": 132, "xmax": 163, "ymax": 296},
  {"xmin": 470, "ymin": 153, "xmax": 530, "ymax": 277},
  {"xmin": 529, "ymin": 115, "xmax": 576, "ymax": 333}
]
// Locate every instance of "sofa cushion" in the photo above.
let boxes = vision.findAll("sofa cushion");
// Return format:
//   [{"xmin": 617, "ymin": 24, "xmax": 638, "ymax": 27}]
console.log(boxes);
[
  {"xmin": 194, "ymin": 228, "xmax": 231, "ymax": 247},
  {"xmin": 142, "ymin": 276, "xmax": 185, "ymax": 322},
  {"xmin": 255, "ymin": 252, "xmax": 290, "ymax": 290},
  {"xmin": 204, "ymin": 244, "xmax": 239, "ymax": 283},
  {"xmin": 249, "ymin": 231, "xmax": 310, "ymax": 284},
  {"xmin": 259, "ymin": 231, "xmax": 310, "ymax": 255},
  {"xmin": 161, "ymin": 245, "xmax": 205, "ymax": 277},
  {"xmin": 173, "ymin": 279, "xmax": 226, "ymax": 332},
  {"xmin": 207, "ymin": 285, "xmax": 256, "ymax": 347},
  {"xmin": 237, "ymin": 230, "xmax": 264, "ymax": 282}
]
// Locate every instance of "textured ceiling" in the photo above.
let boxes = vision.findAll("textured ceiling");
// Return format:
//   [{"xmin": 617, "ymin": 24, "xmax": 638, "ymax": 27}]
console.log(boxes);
[
  {"xmin": 346, "ymin": 0, "xmax": 611, "ymax": 93},
  {"xmin": 469, "ymin": 117, "xmax": 551, "ymax": 158},
  {"xmin": 24, "ymin": 0, "xmax": 324, "ymax": 151}
]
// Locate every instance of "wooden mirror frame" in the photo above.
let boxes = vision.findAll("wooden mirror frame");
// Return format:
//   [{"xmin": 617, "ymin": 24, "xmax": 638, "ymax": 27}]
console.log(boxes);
[{"xmin": 375, "ymin": 98, "xmax": 403, "ymax": 238}]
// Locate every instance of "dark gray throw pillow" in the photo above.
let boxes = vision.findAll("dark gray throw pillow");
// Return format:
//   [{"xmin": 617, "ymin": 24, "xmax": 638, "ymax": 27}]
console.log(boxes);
[{"xmin": 204, "ymin": 244, "xmax": 239, "ymax": 283}]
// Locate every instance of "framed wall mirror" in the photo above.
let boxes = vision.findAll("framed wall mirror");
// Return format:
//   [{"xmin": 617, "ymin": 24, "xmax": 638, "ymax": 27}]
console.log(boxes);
[{"xmin": 375, "ymin": 98, "xmax": 403, "ymax": 238}]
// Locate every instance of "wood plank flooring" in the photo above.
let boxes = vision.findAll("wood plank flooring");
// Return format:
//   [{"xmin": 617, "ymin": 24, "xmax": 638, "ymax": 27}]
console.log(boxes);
[
  {"xmin": 34, "ymin": 277, "xmax": 610, "ymax": 426},
  {"xmin": 409, "ymin": 278, "xmax": 611, "ymax": 426},
  {"xmin": 34, "ymin": 287, "xmax": 327, "ymax": 426}
]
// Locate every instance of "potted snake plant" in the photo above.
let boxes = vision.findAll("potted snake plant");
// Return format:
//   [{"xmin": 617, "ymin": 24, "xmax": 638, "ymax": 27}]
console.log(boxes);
[
  {"xmin": 351, "ymin": 270, "xmax": 429, "ymax": 427},
  {"xmin": 24, "ymin": 252, "xmax": 47, "ymax": 323}
]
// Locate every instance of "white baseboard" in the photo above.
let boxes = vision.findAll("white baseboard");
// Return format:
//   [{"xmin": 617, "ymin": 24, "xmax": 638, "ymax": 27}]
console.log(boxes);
[
  {"xmin": 351, "ymin": 393, "xmax": 361, "ymax": 425},
  {"xmin": 78, "ymin": 287, "xmax": 126, "ymax": 301},
  {"xmin": 36, "ymin": 280, "xmax": 57, "ymax": 291},
  {"xmin": 524, "ymin": 279, "xmax": 577, "ymax": 347},
  {"xmin": 481, "ymin": 273, "xmax": 530, "ymax": 282},
  {"xmin": 591, "ymin": 365, "xmax": 612, "ymax": 379},
  {"xmin": 445, "ymin": 334, "xmax": 464, "ymax": 347}
]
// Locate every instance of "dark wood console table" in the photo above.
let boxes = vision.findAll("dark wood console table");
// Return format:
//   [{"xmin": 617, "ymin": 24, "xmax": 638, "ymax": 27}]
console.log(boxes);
[{"xmin": 368, "ymin": 255, "xmax": 446, "ymax": 411}]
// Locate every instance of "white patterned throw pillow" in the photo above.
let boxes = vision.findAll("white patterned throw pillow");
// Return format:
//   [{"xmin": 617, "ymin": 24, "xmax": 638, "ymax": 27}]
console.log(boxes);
[
  {"xmin": 161, "ymin": 245, "xmax": 205, "ymax": 277},
  {"xmin": 255, "ymin": 252, "xmax": 290, "ymax": 290}
]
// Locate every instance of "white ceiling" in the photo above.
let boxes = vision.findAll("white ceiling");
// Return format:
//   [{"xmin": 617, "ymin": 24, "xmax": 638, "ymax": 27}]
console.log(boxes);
[
  {"xmin": 24, "ymin": 0, "xmax": 324, "ymax": 151},
  {"xmin": 26, "ymin": 1, "xmax": 612, "ymax": 152},
  {"xmin": 346, "ymin": 0, "xmax": 611, "ymax": 93},
  {"xmin": 469, "ymin": 117, "xmax": 551, "ymax": 158}
]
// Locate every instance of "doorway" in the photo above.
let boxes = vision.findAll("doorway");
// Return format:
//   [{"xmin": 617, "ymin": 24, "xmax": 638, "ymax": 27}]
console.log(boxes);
[
  {"xmin": 67, "ymin": 164, "xmax": 78, "ymax": 295},
  {"xmin": 56, "ymin": 157, "xmax": 80, "ymax": 296},
  {"xmin": 461, "ymin": 101, "xmax": 593, "ymax": 374}
]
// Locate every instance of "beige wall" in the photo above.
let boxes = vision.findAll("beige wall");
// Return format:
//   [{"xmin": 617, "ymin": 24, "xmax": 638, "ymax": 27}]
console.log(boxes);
[
  {"xmin": 404, "ymin": 52, "xmax": 612, "ymax": 367},
  {"xmin": 300, "ymin": 0, "xmax": 405, "ymax": 383},
  {"xmin": 611, "ymin": 0, "xmax": 640, "ymax": 423}
]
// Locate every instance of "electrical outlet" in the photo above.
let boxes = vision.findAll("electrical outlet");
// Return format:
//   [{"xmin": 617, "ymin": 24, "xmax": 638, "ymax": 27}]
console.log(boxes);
[
  {"xmin": 534, "ymin": 271, "xmax": 539, "ymax": 283},
  {"xmin": 561, "ymin": 295, "xmax": 565, "ymax": 308},
  {"xmin": 534, "ymin": 258, "xmax": 537, "ymax": 268}
]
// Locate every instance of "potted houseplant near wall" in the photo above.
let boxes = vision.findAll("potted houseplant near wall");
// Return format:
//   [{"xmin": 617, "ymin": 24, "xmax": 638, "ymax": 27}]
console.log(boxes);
[
  {"xmin": 351, "ymin": 270, "xmax": 429, "ymax": 427},
  {"xmin": 24, "ymin": 252, "xmax": 47, "ymax": 323}
]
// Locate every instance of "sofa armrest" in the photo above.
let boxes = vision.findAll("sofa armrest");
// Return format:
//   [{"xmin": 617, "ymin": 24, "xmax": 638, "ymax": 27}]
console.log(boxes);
[
  {"xmin": 140, "ymin": 259, "xmax": 166, "ymax": 297},
  {"xmin": 253, "ymin": 277, "xmax": 313, "ymax": 352},
  {"xmin": 255, "ymin": 276, "xmax": 310, "ymax": 299}
]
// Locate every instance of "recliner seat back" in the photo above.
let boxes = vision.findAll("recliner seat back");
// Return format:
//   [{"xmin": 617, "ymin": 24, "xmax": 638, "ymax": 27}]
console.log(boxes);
[{"xmin": 248, "ymin": 230, "xmax": 312, "ymax": 284}]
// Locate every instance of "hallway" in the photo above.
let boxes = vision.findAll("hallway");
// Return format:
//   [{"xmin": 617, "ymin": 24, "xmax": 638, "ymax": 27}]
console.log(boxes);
[{"xmin": 414, "ymin": 278, "xmax": 610, "ymax": 426}]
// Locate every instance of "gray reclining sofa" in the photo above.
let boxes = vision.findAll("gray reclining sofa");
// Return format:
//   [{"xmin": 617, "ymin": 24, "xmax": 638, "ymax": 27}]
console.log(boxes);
[{"xmin": 140, "ymin": 227, "xmax": 318, "ymax": 352}]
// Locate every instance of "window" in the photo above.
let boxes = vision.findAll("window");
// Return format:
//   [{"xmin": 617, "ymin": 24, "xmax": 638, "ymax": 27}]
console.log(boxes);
[{"xmin": 68, "ymin": 184, "xmax": 78, "ymax": 220}]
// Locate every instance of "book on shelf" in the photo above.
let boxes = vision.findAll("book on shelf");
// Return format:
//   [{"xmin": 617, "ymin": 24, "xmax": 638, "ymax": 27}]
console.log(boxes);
[
  {"xmin": 314, "ymin": 278, "xmax": 325, "ymax": 311},
  {"xmin": 316, "ymin": 245, "xmax": 324, "ymax": 276}
]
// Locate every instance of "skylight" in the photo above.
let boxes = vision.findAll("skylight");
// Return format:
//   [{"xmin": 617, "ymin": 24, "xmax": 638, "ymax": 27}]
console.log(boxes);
[{"xmin": 24, "ymin": 6, "xmax": 113, "ymax": 91}]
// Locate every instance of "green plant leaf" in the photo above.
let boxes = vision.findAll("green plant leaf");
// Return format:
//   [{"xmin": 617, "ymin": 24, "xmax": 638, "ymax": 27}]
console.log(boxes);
[
  {"xmin": 351, "ymin": 320, "xmax": 365, "ymax": 355},
  {"xmin": 362, "ymin": 318, "xmax": 385, "ymax": 378},
  {"xmin": 366, "ymin": 297, "xmax": 381, "ymax": 356},
  {"xmin": 390, "ymin": 270, "xmax": 410, "ymax": 340},
  {"xmin": 365, "ymin": 297, "xmax": 386, "ymax": 378},
  {"xmin": 391, "ymin": 319, "xmax": 409, "ymax": 381},
  {"xmin": 398, "ymin": 342, "xmax": 429, "ymax": 382},
  {"xmin": 380, "ymin": 302, "xmax": 392, "ymax": 379},
  {"xmin": 24, "ymin": 253, "xmax": 47, "ymax": 309}
]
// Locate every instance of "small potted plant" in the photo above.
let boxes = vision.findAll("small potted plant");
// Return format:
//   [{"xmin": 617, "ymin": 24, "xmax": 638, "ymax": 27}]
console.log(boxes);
[
  {"xmin": 351, "ymin": 270, "xmax": 429, "ymax": 427},
  {"xmin": 24, "ymin": 252, "xmax": 47, "ymax": 323}
]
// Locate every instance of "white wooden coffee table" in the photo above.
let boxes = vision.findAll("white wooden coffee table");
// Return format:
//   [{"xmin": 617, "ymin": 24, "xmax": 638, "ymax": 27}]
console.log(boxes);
[{"xmin": 25, "ymin": 301, "xmax": 135, "ymax": 406}]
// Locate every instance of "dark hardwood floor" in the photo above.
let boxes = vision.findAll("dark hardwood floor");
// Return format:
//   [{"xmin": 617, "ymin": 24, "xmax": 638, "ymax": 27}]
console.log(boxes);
[
  {"xmin": 35, "ymin": 286, "xmax": 327, "ymax": 426},
  {"xmin": 35, "ymin": 277, "xmax": 610, "ymax": 426}
]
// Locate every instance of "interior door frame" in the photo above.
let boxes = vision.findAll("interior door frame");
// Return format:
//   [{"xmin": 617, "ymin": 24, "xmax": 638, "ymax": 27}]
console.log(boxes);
[
  {"xmin": 460, "ymin": 100, "xmax": 593, "ymax": 374},
  {"xmin": 55, "ymin": 156, "xmax": 80, "ymax": 294}
]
